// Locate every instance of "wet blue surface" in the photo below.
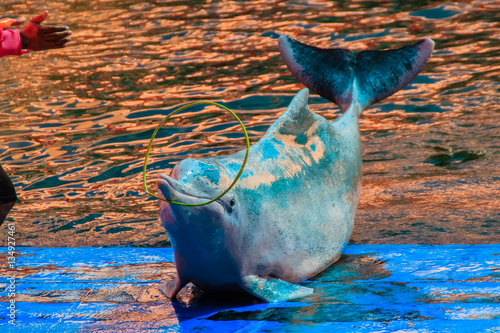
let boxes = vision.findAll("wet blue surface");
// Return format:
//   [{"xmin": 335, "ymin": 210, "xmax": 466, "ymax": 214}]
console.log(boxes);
[{"xmin": 1, "ymin": 245, "xmax": 499, "ymax": 332}]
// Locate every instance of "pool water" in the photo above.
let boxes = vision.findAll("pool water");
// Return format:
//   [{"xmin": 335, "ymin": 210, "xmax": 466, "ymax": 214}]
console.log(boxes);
[{"xmin": 0, "ymin": 0, "xmax": 498, "ymax": 247}]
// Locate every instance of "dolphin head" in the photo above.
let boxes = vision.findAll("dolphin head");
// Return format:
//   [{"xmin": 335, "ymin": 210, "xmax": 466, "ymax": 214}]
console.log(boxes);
[
  {"xmin": 157, "ymin": 158, "xmax": 242, "ymax": 289},
  {"xmin": 157, "ymin": 158, "xmax": 239, "ymax": 221}
]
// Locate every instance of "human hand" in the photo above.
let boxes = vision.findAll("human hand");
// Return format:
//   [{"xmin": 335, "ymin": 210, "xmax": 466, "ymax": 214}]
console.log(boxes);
[
  {"xmin": 0, "ymin": 18, "xmax": 25, "ymax": 30},
  {"xmin": 20, "ymin": 11, "xmax": 71, "ymax": 51}
]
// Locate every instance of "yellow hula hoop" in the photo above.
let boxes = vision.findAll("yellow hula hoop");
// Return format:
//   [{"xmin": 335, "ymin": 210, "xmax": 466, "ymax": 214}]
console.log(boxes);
[{"xmin": 143, "ymin": 101, "xmax": 250, "ymax": 206}]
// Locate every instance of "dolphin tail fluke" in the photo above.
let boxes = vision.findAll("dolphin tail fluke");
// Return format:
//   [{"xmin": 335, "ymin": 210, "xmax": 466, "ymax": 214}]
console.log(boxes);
[
  {"xmin": 278, "ymin": 35, "xmax": 434, "ymax": 113},
  {"xmin": 241, "ymin": 275, "xmax": 313, "ymax": 302}
]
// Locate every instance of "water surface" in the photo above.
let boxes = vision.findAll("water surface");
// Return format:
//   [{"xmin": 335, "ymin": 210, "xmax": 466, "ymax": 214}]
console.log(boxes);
[{"xmin": 0, "ymin": 0, "xmax": 498, "ymax": 246}]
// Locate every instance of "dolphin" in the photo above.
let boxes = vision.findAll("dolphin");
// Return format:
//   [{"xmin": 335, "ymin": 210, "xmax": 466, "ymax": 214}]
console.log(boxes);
[{"xmin": 157, "ymin": 36, "xmax": 434, "ymax": 302}]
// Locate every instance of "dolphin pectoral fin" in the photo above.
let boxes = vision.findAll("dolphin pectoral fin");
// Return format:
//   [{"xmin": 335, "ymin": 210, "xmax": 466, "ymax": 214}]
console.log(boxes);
[
  {"xmin": 160, "ymin": 276, "xmax": 187, "ymax": 300},
  {"xmin": 240, "ymin": 275, "xmax": 313, "ymax": 303}
]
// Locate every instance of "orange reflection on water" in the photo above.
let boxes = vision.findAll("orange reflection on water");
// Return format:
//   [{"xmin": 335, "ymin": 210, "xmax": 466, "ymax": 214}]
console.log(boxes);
[{"xmin": 0, "ymin": 0, "xmax": 498, "ymax": 247}]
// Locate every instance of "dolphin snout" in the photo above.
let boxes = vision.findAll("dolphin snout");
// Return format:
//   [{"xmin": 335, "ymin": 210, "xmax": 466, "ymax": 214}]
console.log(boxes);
[
  {"xmin": 156, "ymin": 174, "xmax": 214, "ymax": 205},
  {"xmin": 157, "ymin": 174, "xmax": 189, "ymax": 201},
  {"xmin": 157, "ymin": 176, "xmax": 173, "ymax": 201}
]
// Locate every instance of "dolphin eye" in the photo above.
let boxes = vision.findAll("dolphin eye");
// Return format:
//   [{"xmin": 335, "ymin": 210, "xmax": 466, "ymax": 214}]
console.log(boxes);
[{"xmin": 230, "ymin": 198, "xmax": 235, "ymax": 207}]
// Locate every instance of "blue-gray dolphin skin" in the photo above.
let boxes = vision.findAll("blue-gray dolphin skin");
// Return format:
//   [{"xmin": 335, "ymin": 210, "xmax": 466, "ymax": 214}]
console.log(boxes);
[{"xmin": 157, "ymin": 36, "xmax": 434, "ymax": 302}]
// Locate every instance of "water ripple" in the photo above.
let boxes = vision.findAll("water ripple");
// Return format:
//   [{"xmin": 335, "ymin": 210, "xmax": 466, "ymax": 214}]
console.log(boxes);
[{"xmin": 0, "ymin": 0, "xmax": 498, "ymax": 246}]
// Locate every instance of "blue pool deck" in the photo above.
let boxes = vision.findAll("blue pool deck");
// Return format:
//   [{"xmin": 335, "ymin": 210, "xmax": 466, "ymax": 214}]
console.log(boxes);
[{"xmin": 1, "ymin": 245, "xmax": 499, "ymax": 332}]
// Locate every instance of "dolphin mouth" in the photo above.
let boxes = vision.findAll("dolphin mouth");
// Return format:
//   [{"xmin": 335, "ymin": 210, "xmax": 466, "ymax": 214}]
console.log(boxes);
[{"xmin": 157, "ymin": 174, "xmax": 214, "ymax": 204}]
